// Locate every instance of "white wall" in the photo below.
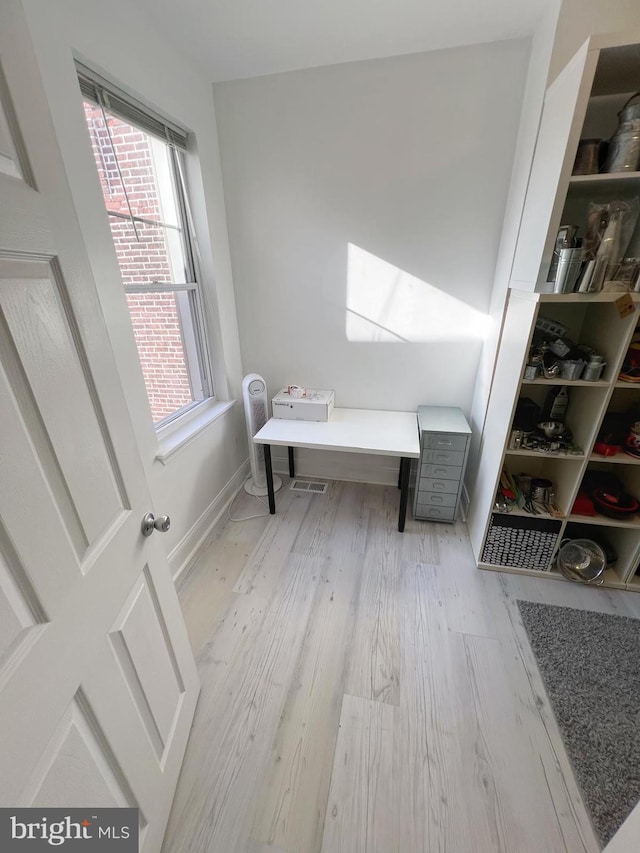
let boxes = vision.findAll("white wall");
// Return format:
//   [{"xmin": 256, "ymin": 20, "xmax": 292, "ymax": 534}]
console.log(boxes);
[
  {"xmin": 19, "ymin": 0, "xmax": 248, "ymax": 572},
  {"xmin": 214, "ymin": 41, "xmax": 529, "ymax": 481}
]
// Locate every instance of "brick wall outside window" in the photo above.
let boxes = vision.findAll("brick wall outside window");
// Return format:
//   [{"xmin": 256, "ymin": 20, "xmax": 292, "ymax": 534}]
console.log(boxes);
[{"xmin": 84, "ymin": 103, "xmax": 194, "ymax": 422}]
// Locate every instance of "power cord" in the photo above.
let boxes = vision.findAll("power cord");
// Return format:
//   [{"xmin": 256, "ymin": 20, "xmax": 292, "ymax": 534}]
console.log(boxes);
[{"xmin": 227, "ymin": 478, "xmax": 271, "ymax": 522}]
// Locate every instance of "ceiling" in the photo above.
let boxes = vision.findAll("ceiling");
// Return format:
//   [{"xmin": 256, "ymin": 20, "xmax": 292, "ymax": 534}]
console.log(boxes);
[{"xmin": 139, "ymin": 0, "xmax": 550, "ymax": 82}]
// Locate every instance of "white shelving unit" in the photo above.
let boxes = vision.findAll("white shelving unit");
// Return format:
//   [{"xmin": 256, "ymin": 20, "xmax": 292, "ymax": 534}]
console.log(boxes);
[{"xmin": 469, "ymin": 30, "xmax": 640, "ymax": 593}]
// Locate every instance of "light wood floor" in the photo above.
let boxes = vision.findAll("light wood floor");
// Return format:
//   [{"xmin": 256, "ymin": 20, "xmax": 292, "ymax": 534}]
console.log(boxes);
[{"xmin": 164, "ymin": 479, "xmax": 640, "ymax": 853}]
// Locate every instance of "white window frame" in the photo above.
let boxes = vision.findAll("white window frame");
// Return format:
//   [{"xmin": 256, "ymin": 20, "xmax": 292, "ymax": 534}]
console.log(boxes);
[{"xmin": 77, "ymin": 63, "xmax": 215, "ymax": 431}]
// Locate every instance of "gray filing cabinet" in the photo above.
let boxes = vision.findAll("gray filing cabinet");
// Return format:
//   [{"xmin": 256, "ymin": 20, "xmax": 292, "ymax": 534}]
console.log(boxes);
[{"xmin": 413, "ymin": 406, "xmax": 471, "ymax": 523}]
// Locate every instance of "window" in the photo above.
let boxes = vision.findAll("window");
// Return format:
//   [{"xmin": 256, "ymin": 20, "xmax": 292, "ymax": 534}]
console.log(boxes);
[{"xmin": 78, "ymin": 65, "xmax": 212, "ymax": 426}]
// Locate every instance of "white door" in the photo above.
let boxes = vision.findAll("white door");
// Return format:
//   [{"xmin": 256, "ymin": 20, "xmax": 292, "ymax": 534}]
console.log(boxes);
[{"xmin": 0, "ymin": 3, "xmax": 199, "ymax": 851}]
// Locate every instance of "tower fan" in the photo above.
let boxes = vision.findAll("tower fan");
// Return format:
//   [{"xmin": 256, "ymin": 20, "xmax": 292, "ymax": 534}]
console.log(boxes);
[{"xmin": 242, "ymin": 373, "xmax": 282, "ymax": 497}]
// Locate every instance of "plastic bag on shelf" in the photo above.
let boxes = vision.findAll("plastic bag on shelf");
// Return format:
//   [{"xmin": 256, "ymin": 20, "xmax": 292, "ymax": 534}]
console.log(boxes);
[{"xmin": 582, "ymin": 199, "xmax": 640, "ymax": 291}]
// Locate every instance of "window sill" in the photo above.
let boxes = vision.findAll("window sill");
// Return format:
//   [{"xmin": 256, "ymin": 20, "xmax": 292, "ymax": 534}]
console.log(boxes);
[{"xmin": 155, "ymin": 398, "xmax": 236, "ymax": 465}]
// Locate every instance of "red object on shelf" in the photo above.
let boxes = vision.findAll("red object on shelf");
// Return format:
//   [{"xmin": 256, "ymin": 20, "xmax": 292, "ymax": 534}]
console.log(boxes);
[
  {"xmin": 593, "ymin": 442, "xmax": 622, "ymax": 457},
  {"xmin": 571, "ymin": 490, "xmax": 596, "ymax": 516},
  {"xmin": 592, "ymin": 489, "xmax": 640, "ymax": 519}
]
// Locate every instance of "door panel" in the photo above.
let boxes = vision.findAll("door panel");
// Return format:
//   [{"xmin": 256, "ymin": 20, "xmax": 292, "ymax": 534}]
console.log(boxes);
[
  {"xmin": 25, "ymin": 696, "xmax": 136, "ymax": 809},
  {"xmin": 0, "ymin": 526, "xmax": 46, "ymax": 673},
  {"xmin": 0, "ymin": 258, "xmax": 129, "ymax": 548},
  {"xmin": 0, "ymin": 355, "xmax": 81, "ymax": 606},
  {"xmin": 110, "ymin": 569, "xmax": 184, "ymax": 756},
  {"xmin": 0, "ymin": 3, "xmax": 199, "ymax": 850},
  {"xmin": 0, "ymin": 60, "xmax": 31, "ymax": 184}
]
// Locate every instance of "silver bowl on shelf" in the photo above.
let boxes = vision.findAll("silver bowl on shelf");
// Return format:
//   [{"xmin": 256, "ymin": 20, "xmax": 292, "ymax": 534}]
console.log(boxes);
[{"xmin": 557, "ymin": 539, "xmax": 606, "ymax": 584}]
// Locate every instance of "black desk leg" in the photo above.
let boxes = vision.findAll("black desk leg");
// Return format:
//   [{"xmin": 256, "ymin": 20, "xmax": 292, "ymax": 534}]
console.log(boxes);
[
  {"xmin": 264, "ymin": 445, "xmax": 276, "ymax": 514},
  {"xmin": 288, "ymin": 446, "xmax": 295, "ymax": 478},
  {"xmin": 398, "ymin": 456, "xmax": 410, "ymax": 532},
  {"xmin": 397, "ymin": 459, "xmax": 402, "ymax": 489}
]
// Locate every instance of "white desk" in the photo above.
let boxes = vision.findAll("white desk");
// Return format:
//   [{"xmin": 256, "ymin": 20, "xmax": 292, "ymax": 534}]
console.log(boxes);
[{"xmin": 253, "ymin": 408, "xmax": 420, "ymax": 531}]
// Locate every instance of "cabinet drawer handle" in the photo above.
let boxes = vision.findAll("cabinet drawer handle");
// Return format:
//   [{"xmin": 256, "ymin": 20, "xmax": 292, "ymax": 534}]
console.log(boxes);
[
  {"xmin": 431, "ymin": 496, "xmax": 443, "ymax": 503},
  {"xmin": 434, "ymin": 468, "xmax": 447, "ymax": 476},
  {"xmin": 433, "ymin": 482, "xmax": 445, "ymax": 490}
]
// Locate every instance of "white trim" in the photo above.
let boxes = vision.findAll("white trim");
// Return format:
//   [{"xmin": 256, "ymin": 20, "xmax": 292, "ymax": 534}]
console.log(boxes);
[
  {"xmin": 168, "ymin": 459, "xmax": 250, "ymax": 582},
  {"xmin": 155, "ymin": 398, "xmax": 236, "ymax": 464}
]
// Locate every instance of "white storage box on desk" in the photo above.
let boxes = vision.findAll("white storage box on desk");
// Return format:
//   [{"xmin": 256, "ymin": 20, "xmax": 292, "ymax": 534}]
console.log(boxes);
[{"xmin": 272, "ymin": 388, "xmax": 335, "ymax": 422}]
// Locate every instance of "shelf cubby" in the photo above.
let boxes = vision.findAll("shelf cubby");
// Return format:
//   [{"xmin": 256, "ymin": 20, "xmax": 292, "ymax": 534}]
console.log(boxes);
[
  {"xmin": 511, "ymin": 382, "xmax": 607, "ymax": 458},
  {"xmin": 534, "ymin": 299, "xmax": 635, "ymax": 380},
  {"xmin": 562, "ymin": 175, "xmax": 640, "ymax": 227},
  {"xmin": 562, "ymin": 520, "xmax": 639, "ymax": 585},
  {"xmin": 502, "ymin": 454, "xmax": 583, "ymax": 517},
  {"xmin": 606, "ymin": 385, "xmax": 640, "ymax": 410}
]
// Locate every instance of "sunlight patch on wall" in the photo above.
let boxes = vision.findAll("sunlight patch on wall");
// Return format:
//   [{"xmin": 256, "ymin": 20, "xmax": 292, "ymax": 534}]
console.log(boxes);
[{"xmin": 346, "ymin": 243, "xmax": 489, "ymax": 343}]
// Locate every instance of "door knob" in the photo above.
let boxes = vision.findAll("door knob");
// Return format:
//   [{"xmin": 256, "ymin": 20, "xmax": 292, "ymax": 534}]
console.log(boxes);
[{"xmin": 141, "ymin": 512, "xmax": 171, "ymax": 537}]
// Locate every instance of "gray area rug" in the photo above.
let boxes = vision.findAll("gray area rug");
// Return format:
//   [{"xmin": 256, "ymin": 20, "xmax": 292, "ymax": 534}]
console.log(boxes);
[{"xmin": 517, "ymin": 600, "xmax": 640, "ymax": 847}]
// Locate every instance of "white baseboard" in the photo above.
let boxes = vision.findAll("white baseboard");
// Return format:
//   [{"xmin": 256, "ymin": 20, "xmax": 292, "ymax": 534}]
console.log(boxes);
[
  {"xmin": 269, "ymin": 446, "xmax": 406, "ymax": 487},
  {"xmin": 169, "ymin": 459, "xmax": 250, "ymax": 583}
]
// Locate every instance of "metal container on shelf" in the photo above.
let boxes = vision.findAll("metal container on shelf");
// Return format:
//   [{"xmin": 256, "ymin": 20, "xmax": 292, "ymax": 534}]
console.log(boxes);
[
  {"xmin": 604, "ymin": 92, "xmax": 640, "ymax": 172},
  {"xmin": 559, "ymin": 359, "xmax": 585, "ymax": 380},
  {"xmin": 553, "ymin": 247, "xmax": 584, "ymax": 292},
  {"xmin": 582, "ymin": 356, "xmax": 606, "ymax": 381},
  {"xmin": 530, "ymin": 477, "xmax": 553, "ymax": 502},
  {"xmin": 572, "ymin": 138, "xmax": 602, "ymax": 175}
]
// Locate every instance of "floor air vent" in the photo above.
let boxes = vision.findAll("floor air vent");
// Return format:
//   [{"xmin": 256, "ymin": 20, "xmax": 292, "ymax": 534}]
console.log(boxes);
[{"xmin": 290, "ymin": 480, "xmax": 328, "ymax": 494}]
